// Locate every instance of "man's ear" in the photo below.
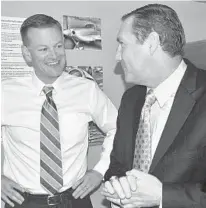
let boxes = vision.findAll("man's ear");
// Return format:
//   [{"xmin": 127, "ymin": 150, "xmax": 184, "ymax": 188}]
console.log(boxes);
[
  {"xmin": 21, "ymin": 45, "xmax": 32, "ymax": 67},
  {"xmin": 146, "ymin": 32, "xmax": 160, "ymax": 56}
]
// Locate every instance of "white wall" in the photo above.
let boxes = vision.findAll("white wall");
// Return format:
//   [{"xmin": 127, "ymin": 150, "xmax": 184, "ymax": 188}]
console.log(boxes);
[
  {"xmin": 2, "ymin": 1, "xmax": 206, "ymax": 107},
  {"xmin": 1, "ymin": 1, "xmax": 206, "ymax": 208}
]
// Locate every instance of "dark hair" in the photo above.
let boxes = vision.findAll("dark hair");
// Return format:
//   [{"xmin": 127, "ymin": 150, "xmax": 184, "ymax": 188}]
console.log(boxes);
[
  {"xmin": 122, "ymin": 4, "xmax": 186, "ymax": 57},
  {"xmin": 20, "ymin": 14, "xmax": 62, "ymax": 46}
]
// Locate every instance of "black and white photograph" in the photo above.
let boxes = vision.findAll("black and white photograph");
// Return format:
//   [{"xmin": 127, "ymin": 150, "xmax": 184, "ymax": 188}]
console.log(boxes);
[
  {"xmin": 1, "ymin": 1, "xmax": 206, "ymax": 208},
  {"xmin": 63, "ymin": 15, "xmax": 101, "ymax": 50}
]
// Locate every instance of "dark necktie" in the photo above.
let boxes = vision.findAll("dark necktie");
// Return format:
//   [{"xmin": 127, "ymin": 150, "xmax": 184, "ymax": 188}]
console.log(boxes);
[{"xmin": 40, "ymin": 86, "xmax": 63, "ymax": 195}]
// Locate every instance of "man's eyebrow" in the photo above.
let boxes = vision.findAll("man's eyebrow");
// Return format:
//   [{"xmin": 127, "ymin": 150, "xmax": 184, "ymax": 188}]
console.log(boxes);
[
  {"xmin": 37, "ymin": 45, "xmax": 47, "ymax": 47},
  {"xmin": 55, "ymin": 41, "xmax": 63, "ymax": 46},
  {"xmin": 27, "ymin": 45, "xmax": 46, "ymax": 50}
]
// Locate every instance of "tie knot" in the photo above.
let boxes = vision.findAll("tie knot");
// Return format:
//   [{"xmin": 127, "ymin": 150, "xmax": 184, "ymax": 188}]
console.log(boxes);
[
  {"xmin": 42, "ymin": 86, "xmax": 54, "ymax": 97},
  {"xmin": 145, "ymin": 89, "xmax": 156, "ymax": 107}
]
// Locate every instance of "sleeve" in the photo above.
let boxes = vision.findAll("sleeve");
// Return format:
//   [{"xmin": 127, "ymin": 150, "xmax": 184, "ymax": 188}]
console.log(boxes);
[
  {"xmin": 163, "ymin": 182, "xmax": 206, "ymax": 208},
  {"xmin": 1, "ymin": 81, "xmax": 6, "ymax": 143},
  {"xmin": 1, "ymin": 81, "xmax": 5, "ymax": 126},
  {"xmin": 88, "ymin": 82, "xmax": 118, "ymax": 176},
  {"xmin": 163, "ymin": 137, "xmax": 206, "ymax": 208},
  {"xmin": 104, "ymin": 92, "xmax": 129, "ymax": 181}
]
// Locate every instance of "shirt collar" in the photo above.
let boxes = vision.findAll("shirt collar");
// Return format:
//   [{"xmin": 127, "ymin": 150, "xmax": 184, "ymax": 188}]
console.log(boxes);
[
  {"xmin": 32, "ymin": 70, "xmax": 66, "ymax": 96},
  {"xmin": 150, "ymin": 60, "xmax": 187, "ymax": 108}
]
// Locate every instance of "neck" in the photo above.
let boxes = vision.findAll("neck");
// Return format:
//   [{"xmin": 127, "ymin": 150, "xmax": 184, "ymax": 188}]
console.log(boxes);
[
  {"xmin": 151, "ymin": 55, "xmax": 182, "ymax": 88},
  {"xmin": 165, "ymin": 55, "xmax": 182, "ymax": 71},
  {"xmin": 35, "ymin": 72, "xmax": 60, "ymax": 84}
]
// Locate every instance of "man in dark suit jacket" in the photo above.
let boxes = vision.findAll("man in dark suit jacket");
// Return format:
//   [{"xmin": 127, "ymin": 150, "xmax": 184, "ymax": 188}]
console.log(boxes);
[{"xmin": 102, "ymin": 4, "xmax": 206, "ymax": 208}]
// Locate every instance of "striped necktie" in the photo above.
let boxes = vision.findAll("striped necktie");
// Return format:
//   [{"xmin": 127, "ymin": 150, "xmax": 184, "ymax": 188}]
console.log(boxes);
[
  {"xmin": 40, "ymin": 86, "xmax": 63, "ymax": 195},
  {"xmin": 133, "ymin": 89, "xmax": 156, "ymax": 173}
]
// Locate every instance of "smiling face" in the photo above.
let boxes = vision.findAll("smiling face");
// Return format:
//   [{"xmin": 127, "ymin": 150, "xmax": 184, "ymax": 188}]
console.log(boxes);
[
  {"xmin": 22, "ymin": 25, "xmax": 66, "ymax": 84},
  {"xmin": 116, "ymin": 17, "xmax": 156, "ymax": 86}
]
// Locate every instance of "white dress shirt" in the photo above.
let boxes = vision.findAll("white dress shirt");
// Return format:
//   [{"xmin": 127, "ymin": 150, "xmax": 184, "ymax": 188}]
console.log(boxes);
[
  {"xmin": 150, "ymin": 60, "xmax": 187, "ymax": 158},
  {"xmin": 111, "ymin": 60, "xmax": 187, "ymax": 208},
  {"xmin": 1, "ymin": 71, "xmax": 117, "ymax": 194}
]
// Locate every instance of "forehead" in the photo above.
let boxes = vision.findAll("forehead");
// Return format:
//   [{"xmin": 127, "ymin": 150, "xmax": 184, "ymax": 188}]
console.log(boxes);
[
  {"xmin": 26, "ymin": 26, "xmax": 63, "ymax": 46},
  {"xmin": 117, "ymin": 17, "xmax": 137, "ymax": 43}
]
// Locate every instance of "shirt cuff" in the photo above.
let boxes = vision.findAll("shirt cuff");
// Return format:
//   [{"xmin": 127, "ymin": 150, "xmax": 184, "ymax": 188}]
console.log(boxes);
[
  {"xmin": 111, "ymin": 203, "xmax": 120, "ymax": 208},
  {"xmin": 159, "ymin": 200, "xmax": 162, "ymax": 208},
  {"xmin": 159, "ymin": 182, "xmax": 162, "ymax": 208},
  {"xmin": 93, "ymin": 159, "xmax": 108, "ymax": 177},
  {"xmin": 92, "ymin": 129, "xmax": 116, "ymax": 176}
]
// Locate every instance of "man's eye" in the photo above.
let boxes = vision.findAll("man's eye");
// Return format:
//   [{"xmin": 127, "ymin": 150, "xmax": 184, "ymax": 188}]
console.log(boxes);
[
  {"xmin": 39, "ymin": 48, "xmax": 47, "ymax": 52},
  {"xmin": 57, "ymin": 44, "xmax": 63, "ymax": 48}
]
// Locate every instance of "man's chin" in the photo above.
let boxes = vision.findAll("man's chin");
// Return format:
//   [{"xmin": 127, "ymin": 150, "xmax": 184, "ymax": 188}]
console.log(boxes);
[
  {"xmin": 52, "ymin": 69, "xmax": 64, "ymax": 77},
  {"xmin": 124, "ymin": 74, "xmax": 134, "ymax": 83}
]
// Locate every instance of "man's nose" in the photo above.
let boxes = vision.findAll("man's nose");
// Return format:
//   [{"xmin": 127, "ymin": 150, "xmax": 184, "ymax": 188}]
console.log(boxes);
[
  {"xmin": 115, "ymin": 45, "xmax": 122, "ymax": 62},
  {"xmin": 48, "ymin": 49, "xmax": 58, "ymax": 59}
]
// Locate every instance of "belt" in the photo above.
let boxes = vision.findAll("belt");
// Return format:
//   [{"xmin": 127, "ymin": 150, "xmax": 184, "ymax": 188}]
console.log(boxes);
[{"xmin": 23, "ymin": 187, "xmax": 73, "ymax": 206}]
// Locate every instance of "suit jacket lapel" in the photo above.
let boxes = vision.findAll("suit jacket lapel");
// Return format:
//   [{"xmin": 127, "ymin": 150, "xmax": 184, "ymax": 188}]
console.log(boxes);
[{"xmin": 149, "ymin": 61, "xmax": 199, "ymax": 173}]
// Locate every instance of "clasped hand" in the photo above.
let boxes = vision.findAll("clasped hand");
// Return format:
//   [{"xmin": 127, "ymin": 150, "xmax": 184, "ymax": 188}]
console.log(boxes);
[{"xmin": 101, "ymin": 169, "xmax": 162, "ymax": 208}]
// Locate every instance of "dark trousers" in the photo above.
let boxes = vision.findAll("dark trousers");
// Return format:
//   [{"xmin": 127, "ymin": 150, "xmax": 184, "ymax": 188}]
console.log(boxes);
[{"xmin": 5, "ymin": 188, "xmax": 93, "ymax": 208}]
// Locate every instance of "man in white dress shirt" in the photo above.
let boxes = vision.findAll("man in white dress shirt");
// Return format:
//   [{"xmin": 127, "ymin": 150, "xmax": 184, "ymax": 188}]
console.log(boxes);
[
  {"xmin": 1, "ymin": 14, "xmax": 117, "ymax": 208},
  {"xmin": 102, "ymin": 4, "xmax": 206, "ymax": 208}
]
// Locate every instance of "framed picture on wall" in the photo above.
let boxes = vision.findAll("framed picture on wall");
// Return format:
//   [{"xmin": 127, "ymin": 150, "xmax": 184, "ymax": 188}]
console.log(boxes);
[{"xmin": 62, "ymin": 15, "xmax": 102, "ymax": 50}]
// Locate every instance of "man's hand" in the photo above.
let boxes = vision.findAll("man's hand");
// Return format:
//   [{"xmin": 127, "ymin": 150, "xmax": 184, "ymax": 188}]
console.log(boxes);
[
  {"xmin": 102, "ymin": 183, "xmax": 121, "ymax": 206},
  {"xmin": 102, "ymin": 175, "xmax": 137, "ymax": 199},
  {"xmin": 101, "ymin": 175, "xmax": 137, "ymax": 207},
  {"xmin": 102, "ymin": 170, "xmax": 162, "ymax": 208},
  {"xmin": 72, "ymin": 170, "xmax": 103, "ymax": 199},
  {"xmin": 1, "ymin": 175, "xmax": 25, "ymax": 207},
  {"xmin": 122, "ymin": 169, "xmax": 162, "ymax": 207}
]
